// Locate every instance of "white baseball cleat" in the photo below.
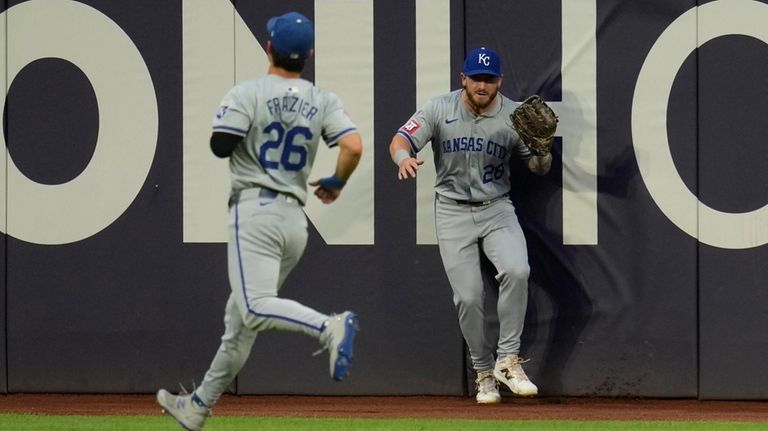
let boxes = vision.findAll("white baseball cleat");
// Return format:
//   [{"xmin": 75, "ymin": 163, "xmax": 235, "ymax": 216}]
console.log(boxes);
[
  {"xmin": 475, "ymin": 370, "xmax": 501, "ymax": 404},
  {"xmin": 156, "ymin": 389, "xmax": 210, "ymax": 431},
  {"xmin": 493, "ymin": 354, "xmax": 539, "ymax": 396},
  {"xmin": 323, "ymin": 311, "xmax": 359, "ymax": 381}
]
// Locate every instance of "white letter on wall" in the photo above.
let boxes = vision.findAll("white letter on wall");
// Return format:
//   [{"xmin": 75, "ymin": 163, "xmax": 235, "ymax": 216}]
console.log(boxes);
[
  {"xmin": 0, "ymin": 0, "xmax": 157, "ymax": 245},
  {"xmin": 182, "ymin": 0, "xmax": 267, "ymax": 243},
  {"xmin": 633, "ymin": 0, "xmax": 768, "ymax": 249},
  {"xmin": 415, "ymin": 0, "xmax": 450, "ymax": 245},
  {"xmin": 560, "ymin": 0, "xmax": 598, "ymax": 245},
  {"xmin": 308, "ymin": 0, "xmax": 375, "ymax": 245},
  {"xmin": 183, "ymin": 0, "xmax": 374, "ymax": 245},
  {"xmin": 414, "ymin": 1, "xmax": 598, "ymax": 245}
]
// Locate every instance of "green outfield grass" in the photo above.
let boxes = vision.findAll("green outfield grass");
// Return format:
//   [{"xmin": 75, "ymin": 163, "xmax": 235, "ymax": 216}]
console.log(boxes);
[{"xmin": 0, "ymin": 414, "xmax": 766, "ymax": 431}]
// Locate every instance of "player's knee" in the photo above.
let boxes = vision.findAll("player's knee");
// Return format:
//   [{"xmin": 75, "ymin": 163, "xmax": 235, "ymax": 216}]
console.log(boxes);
[
  {"xmin": 496, "ymin": 263, "xmax": 530, "ymax": 284},
  {"xmin": 452, "ymin": 291, "xmax": 484, "ymax": 311},
  {"xmin": 240, "ymin": 297, "xmax": 278, "ymax": 331}
]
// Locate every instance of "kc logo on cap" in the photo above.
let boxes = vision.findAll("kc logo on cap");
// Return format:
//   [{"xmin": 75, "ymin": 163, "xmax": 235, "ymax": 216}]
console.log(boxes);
[{"xmin": 463, "ymin": 47, "xmax": 501, "ymax": 77}]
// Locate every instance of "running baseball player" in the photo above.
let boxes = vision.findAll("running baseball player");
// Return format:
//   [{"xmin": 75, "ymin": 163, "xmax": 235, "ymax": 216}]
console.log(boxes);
[
  {"xmin": 389, "ymin": 47, "xmax": 552, "ymax": 404},
  {"xmin": 156, "ymin": 12, "xmax": 362, "ymax": 430}
]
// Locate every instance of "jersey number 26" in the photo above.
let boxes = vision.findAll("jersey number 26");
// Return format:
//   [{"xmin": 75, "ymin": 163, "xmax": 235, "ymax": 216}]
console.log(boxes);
[{"xmin": 258, "ymin": 122, "xmax": 310, "ymax": 171}]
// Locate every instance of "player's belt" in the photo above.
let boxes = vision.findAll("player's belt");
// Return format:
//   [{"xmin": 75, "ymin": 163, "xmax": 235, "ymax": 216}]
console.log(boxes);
[
  {"xmin": 436, "ymin": 193, "xmax": 509, "ymax": 207},
  {"xmin": 229, "ymin": 187, "xmax": 298, "ymax": 207}
]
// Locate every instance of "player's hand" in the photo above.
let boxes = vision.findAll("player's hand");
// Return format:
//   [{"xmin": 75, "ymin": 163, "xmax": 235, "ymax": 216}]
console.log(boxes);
[
  {"xmin": 397, "ymin": 158, "xmax": 424, "ymax": 180},
  {"xmin": 309, "ymin": 176, "xmax": 344, "ymax": 204},
  {"xmin": 311, "ymin": 185, "xmax": 340, "ymax": 204}
]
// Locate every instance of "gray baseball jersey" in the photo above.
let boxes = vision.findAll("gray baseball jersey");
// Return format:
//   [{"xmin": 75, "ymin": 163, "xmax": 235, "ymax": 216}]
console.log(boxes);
[
  {"xmin": 397, "ymin": 89, "xmax": 536, "ymax": 373},
  {"xmin": 397, "ymin": 89, "xmax": 531, "ymax": 202},
  {"xmin": 213, "ymin": 74, "xmax": 357, "ymax": 205},
  {"xmin": 193, "ymin": 74, "xmax": 358, "ymax": 408}
]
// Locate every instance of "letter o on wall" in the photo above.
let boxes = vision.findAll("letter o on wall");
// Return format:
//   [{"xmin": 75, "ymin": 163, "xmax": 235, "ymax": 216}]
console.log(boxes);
[
  {"xmin": 632, "ymin": 0, "xmax": 768, "ymax": 249},
  {"xmin": 0, "ymin": 0, "xmax": 158, "ymax": 245}
]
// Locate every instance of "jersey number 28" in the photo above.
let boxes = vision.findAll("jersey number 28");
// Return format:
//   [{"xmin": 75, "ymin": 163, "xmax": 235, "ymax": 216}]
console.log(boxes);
[
  {"xmin": 259, "ymin": 122, "xmax": 310, "ymax": 171},
  {"xmin": 483, "ymin": 162, "xmax": 505, "ymax": 184}
]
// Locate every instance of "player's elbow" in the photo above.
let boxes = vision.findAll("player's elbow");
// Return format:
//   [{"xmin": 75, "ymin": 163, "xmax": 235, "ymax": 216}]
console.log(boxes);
[
  {"xmin": 389, "ymin": 134, "xmax": 410, "ymax": 155},
  {"xmin": 339, "ymin": 133, "xmax": 363, "ymax": 158},
  {"xmin": 210, "ymin": 132, "xmax": 242, "ymax": 158}
]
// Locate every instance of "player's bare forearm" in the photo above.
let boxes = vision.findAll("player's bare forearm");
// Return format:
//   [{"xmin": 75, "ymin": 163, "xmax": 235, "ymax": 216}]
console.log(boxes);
[
  {"xmin": 308, "ymin": 132, "xmax": 361, "ymax": 205},
  {"xmin": 334, "ymin": 132, "xmax": 363, "ymax": 182},
  {"xmin": 527, "ymin": 153, "xmax": 552, "ymax": 176},
  {"xmin": 389, "ymin": 134, "xmax": 423, "ymax": 180}
]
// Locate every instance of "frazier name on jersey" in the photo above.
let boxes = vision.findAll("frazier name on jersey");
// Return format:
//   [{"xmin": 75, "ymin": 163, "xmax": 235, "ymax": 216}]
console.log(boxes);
[{"xmin": 266, "ymin": 95, "xmax": 319, "ymax": 120}]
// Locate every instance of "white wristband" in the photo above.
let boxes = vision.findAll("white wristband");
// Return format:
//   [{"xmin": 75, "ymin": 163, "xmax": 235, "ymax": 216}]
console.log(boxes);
[{"xmin": 392, "ymin": 149, "xmax": 413, "ymax": 167}]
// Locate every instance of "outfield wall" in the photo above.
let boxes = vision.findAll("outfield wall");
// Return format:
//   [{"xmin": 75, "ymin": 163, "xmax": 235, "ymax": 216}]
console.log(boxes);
[{"xmin": 1, "ymin": 0, "xmax": 767, "ymax": 400}]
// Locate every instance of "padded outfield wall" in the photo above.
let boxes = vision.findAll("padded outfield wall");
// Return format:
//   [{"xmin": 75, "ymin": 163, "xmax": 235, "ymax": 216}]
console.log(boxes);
[{"xmin": 1, "ymin": 0, "xmax": 767, "ymax": 400}]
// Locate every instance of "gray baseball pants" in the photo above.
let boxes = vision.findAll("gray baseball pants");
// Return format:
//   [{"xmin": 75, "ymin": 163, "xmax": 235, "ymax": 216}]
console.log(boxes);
[
  {"xmin": 435, "ymin": 195, "xmax": 530, "ymax": 372},
  {"xmin": 195, "ymin": 188, "xmax": 329, "ymax": 406}
]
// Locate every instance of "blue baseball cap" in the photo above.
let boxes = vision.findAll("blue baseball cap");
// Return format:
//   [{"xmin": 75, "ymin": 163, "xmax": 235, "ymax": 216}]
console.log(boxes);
[
  {"xmin": 267, "ymin": 12, "xmax": 314, "ymax": 60},
  {"xmin": 462, "ymin": 47, "xmax": 502, "ymax": 77}
]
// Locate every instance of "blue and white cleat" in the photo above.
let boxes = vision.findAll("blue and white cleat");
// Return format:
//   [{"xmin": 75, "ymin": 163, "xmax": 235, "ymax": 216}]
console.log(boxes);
[
  {"xmin": 324, "ymin": 311, "xmax": 359, "ymax": 381},
  {"xmin": 156, "ymin": 389, "xmax": 210, "ymax": 431}
]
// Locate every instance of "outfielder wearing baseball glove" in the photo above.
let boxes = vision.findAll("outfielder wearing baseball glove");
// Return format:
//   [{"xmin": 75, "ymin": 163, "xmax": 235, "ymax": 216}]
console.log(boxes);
[{"xmin": 510, "ymin": 95, "xmax": 558, "ymax": 157}]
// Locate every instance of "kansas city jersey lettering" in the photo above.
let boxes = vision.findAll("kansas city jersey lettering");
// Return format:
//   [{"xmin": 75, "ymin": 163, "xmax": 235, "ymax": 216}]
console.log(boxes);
[
  {"xmin": 441, "ymin": 136, "xmax": 508, "ymax": 159},
  {"xmin": 442, "ymin": 136, "xmax": 484, "ymax": 153},
  {"xmin": 266, "ymin": 95, "xmax": 319, "ymax": 120},
  {"xmin": 400, "ymin": 90, "xmax": 529, "ymax": 201}
]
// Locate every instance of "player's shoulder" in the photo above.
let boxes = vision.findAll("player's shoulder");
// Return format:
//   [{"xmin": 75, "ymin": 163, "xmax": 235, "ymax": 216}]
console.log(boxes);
[
  {"xmin": 310, "ymin": 84, "xmax": 342, "ymax": 101},
  {"xmin": 304, "ymin": 85, "xmax": 348, "ymax": 113},
  {"xmin": 421, "ymin": 90, "xmax": 462, "ymax": 111},
  {"xmin": 435, "ymin": 89, "xmax": 462, "ymax": 104},
  {"xmin": 497, "ymin": 92, "xmax": 519, "ymax": 114},
  {"xmin": 226, "ymin": 75, "xmax": 268, "ymax": 97},
  {"xmin": 239, "ymin": 74, "xmax": 269, "ymax": 86}
]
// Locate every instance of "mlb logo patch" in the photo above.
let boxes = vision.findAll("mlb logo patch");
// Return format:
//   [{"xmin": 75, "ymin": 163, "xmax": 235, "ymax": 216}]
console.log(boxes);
[{"xmin": 401, "ymin": 119, "xmax": 420, "ymax": 135}]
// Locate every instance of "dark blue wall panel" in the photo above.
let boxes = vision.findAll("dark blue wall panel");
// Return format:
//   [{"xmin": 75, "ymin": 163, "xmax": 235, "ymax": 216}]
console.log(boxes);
[
  {"xmin": 1, "ymin": 0, "xmax": 766, "ymax": 399},
  {"xmin": 697, "ymin": 25, "xmax": 768, "ymax": 400}
]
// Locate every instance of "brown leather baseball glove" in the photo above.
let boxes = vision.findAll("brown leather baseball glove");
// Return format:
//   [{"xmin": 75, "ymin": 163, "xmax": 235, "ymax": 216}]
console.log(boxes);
[{"xmin": 510, "ymin": 95, "xmax": 558, "ymax": 157}]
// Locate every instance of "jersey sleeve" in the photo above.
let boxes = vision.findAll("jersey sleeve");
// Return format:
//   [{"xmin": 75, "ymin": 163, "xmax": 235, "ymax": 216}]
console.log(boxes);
[
  {"xmin": 506, "ymin": 100, "xmax": 534, "ymax": 160},
  {"xmin": 512, "ymin": 128, "xmax": 534, "ymax": 159},
  {"xmin": 518, "ymin": 145, "xmax": 533, "ymax": 159},
  {"xmin": 396, "ymin": 99, "xmax": 437, "ymax": 154},
  {"xmin": 212, "ymin": 85, "xmax": 252, "ymax": 137},
  {"xmin": 321, "ymin": 92, "xmax": 357, "ymax": 147}
]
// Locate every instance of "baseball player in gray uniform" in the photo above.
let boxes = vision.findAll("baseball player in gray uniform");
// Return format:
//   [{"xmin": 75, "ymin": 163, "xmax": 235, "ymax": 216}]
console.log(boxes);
[
  {"xmin": 157, "ymin": 12, "xmax": 362, "ymax": 430},
  {"xmin": 389, "ymin": 47, "xmax": 552, "ymax": 404}
]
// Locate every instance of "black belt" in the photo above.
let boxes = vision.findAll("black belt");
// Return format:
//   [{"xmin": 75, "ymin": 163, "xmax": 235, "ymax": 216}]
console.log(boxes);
[
  {"xmin": 437, "ymin": 193, "xmax": 509, "ymax": 207},
  {"xmin": 228, "ymin": 187, "xmax": 297, "ymax": 208}
]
